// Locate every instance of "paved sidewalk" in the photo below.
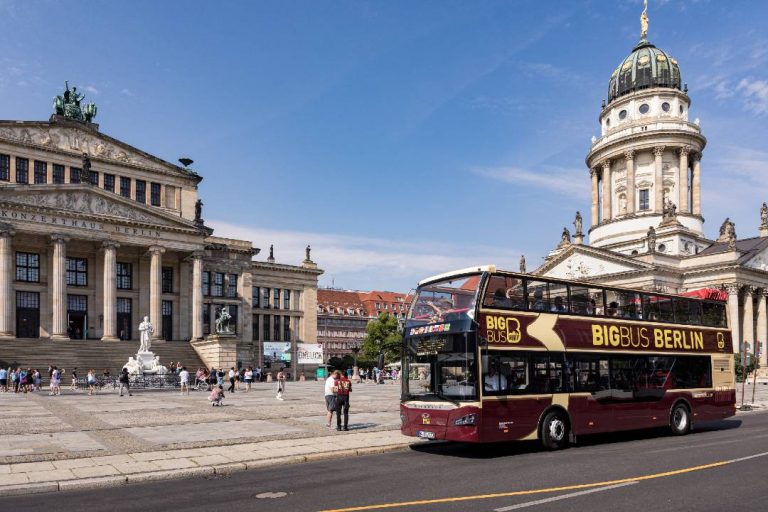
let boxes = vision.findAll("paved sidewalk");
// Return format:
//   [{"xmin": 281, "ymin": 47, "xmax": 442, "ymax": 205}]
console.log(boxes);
[{"xmin": 0, "ymin": 380, "xmax": 418, "ymax": 496}]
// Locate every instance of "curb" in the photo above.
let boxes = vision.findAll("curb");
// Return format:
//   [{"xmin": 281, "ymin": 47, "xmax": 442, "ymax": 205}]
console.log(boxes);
[{"xmin": 0, "ymin": 443, "xmax": 414, "ymax": 497}]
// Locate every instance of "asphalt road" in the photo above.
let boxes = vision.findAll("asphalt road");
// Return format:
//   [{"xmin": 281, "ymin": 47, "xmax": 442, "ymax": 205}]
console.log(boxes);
[{"xmin": 5, "ymin": 413, "xmax": 768, "ymax": 511}]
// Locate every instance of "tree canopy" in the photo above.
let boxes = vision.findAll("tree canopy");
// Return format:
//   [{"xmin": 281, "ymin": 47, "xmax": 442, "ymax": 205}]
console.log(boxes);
[{"xmin": 362, "ymin": 313, "xmax": 402, "ymax": 366}]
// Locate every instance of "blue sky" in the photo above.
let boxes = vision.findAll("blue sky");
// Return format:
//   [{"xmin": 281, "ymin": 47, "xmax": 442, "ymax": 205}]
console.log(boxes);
[{"xmin": 1, "ymin": 0, "xmax": 767, "ymax": 292}]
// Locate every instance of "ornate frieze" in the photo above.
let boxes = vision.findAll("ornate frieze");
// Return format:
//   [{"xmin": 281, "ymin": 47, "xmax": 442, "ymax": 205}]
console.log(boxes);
[{"xmin": 1, "ymin": 190, "xmax": 160, "ymax": 224}]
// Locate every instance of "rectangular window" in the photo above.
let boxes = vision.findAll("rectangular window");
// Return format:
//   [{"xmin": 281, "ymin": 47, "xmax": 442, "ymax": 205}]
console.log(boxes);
[
  {"xmin": 202, "ymin": 271, "xmax": 210, "ymax": 296},
  {"xmin": 65, "ymin": 257, "xmax": 88, "ymax": 286},
  {"xmin": 117, "ymin": 297, "xmax": 132, "ymax": 313},
  {"xmin": 70, "ymin": 167, "xmax": 81, "ymax": 184},
  {"xmin": 15, "ymin": 252, "xmax": 40, "ymax": 282},
  {"xmin": 284, "ymin": 289, "xmax": 291, "ymax": 310},
  {"xmin": 568, "ymin": 285, "xmax": 604, "ymax": 315},
  {"xmin": 568, "ymin": 354, "xmax": 609, "ymax": 393},
  {"xmin": 605, "ymin": 289, "xmax": 642, "ymax": 319},
  {"xmin": 34, "ymin": 161, "xmax": 47, "ymax": 184},
  {"xmin": 273, "ymin": 288, "xmax": 280, "ymax": 309},
  {"xmin": 274, "ymin": 314, "xmax": 281, "ymax": 341},
  {"xmin": 0, "ymin": 154, "xmax": 9, "ymax": 181},
  {"xmin": 203, "ymin": 303, "xmax": 210, "ymax": 335},
  {"xmin": 162, "ymin": 267, "xmax": 173, "ymax": 293},
  {"xmin": 103, "ymin": 173, "xmax": 115, "ymax": 192},
  {"xmin": 483, "ymin": 275, "xmax": 525, "ymax": 310},
  {"xmin": 67, "ymin": 294, "xmax": 87, "ymax": 312},
  {"xmin": 15, "ymin": 157, "xmax": 28, "ymax": 183},
  {"xmin": 253, "ymin": 314, "xmax": 259, "ymax": 341},
  {"xmin": 226, "ymin": 274, "xmax": 237, "ymax": 298},
  {"xmin": 150, "ymin": 182, "xmax": 161, "ymax": 206},
  {"xmin": 53, "ymin": 164, "xmax": 65, "ymax": 184},
  {"xmin": 263, "ymin": 288, "xmax": 270, "ymax": 308},
  {"xmin": 116, "ymin": 262, "xmax": 132, "ymax": 290},
  {"xmin": 135, "ymin": 180, "xmax": 146, "ymax": 203},
  {"xmin": 253, "ymin": 287, "xmax": 260, "ymax": 308},
  {"xmin": 639, "ymin": 189, "xmax": 650, "ymax": 211},
  {"xmin": 263, "ymin": 314, "xmax": 270, "ymax": 341},
  {"xmin": 120, "ymin": 177, "xmax": 131, "ymax": 198},
  {"xmin": 229, "ymin": 305, "xmax": 238, "ymax": 335},
  {"xmin": 165, "ymin": 185, "xmax": 176, "ymax": 208},
  {"xmin": 212, "ymin": 272, "xmax": 224, "ymax": 297},
  {"xmin": 89, "ymin": 171, "xmax": 99, "ymax": 186},
  {"xmin": 284, "ymin": 316, "xmax": 291, "ymax": 342}
]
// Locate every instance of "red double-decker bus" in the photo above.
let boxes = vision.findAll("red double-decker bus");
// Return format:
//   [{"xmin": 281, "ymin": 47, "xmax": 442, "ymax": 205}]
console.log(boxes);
[{"xmin": 400, "ymin": 265, "xmax": 736, "ymax": 449}]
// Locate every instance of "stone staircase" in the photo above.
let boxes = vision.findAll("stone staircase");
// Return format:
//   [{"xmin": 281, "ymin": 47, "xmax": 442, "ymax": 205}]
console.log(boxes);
[{"xmin": 0, "ymin": 339, "xmax": 206, "ymax": 380}]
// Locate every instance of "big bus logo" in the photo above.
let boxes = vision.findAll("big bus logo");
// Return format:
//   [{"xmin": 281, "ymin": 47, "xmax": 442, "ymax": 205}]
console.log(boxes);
[
  {"xmin": 717, "ymin": 332, "xmax": 725, "ymax": 350},
  {"xmin": 485, "ymin": 315, "xmax": 521, "ymax": 344}
]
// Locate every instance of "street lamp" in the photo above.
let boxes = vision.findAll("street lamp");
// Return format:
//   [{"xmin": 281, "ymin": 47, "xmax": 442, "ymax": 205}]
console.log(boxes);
[{"xmin": 351, "ymin": 346, "xmax": 361, "ymax": 383}]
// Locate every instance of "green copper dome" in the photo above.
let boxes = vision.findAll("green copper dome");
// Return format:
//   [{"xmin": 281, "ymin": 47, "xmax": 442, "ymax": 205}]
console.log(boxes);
[{"xmin": 608, "ymin": 39, "xmax": 682, "ymax": 104}]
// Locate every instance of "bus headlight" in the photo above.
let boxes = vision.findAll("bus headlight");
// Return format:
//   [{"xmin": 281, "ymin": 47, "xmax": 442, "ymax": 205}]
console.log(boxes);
[{"xmin": 453, "ymin": 413, "xmax": 476, "ymax": 426}]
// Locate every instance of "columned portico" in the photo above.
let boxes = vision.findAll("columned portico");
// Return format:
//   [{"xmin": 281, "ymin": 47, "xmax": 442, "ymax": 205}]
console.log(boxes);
[
  {"xmin": 742, "ymin": 286, "xmax": 755, "ymax": 353},
  {"xmin": 692, "ymin": 154, "xmax": 702, "ymax": 216},
  {"xmin": 590, "ymin": 169, "xmax": 599, "ymax": 228},
  {"xmin": 624, "ymin": 150, "xmax": 635, "ymax": 215},
  {"xmin": 726, "ymin": 284, "xmax": 741, "ymax": 355},
  {"xmin": 757, "ymin": 289, "xmax": 768, "ymax": 367},
  {"xmin": 678, "ymin": 146, "xmax": 690, "ymax": 213},
  {"xmin": 0, "ymin": 228, "xmax": 15, "ymax": 339},
  {"xmin": 51, "ymin": 234, "xmax": 70, "ymax": 341},
  {"xmin": 653, "ymin": 146, "xmax": 665, "ymax": 212},
  {"xmin": 601, "ymin": 161, "xmax": 611, "ymax": 222},
  {"xmin": 191, "ymin": 252, "xmax": 204, "ymax": 341},
  {"xmin": 148, "ymin": 245, "xmax": 165, "ymax": 341},
  {"xmin": 101, "ymin": 241, "xmax": 119, "ymax": 342}
]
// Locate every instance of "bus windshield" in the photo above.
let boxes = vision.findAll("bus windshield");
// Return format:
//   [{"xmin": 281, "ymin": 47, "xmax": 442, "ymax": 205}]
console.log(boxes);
[
  {"xmin": 402, "ymin": 333, "xmax": 477, "ymax": 402},
  {"xmin": 405, "ymin": 273, "xmax": 482, "ymax": 334}
]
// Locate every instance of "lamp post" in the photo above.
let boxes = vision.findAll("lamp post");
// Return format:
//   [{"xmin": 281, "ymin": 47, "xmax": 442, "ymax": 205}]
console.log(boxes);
[{"xmin": 351, "ymin": 346, "xmax": 361, "ymax": 383}]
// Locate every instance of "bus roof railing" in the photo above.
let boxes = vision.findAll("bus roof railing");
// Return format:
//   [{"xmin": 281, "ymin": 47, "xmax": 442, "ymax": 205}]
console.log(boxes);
[{"xmin": 418, "ymin": 265, "xmax": 496, "ymax": 287}]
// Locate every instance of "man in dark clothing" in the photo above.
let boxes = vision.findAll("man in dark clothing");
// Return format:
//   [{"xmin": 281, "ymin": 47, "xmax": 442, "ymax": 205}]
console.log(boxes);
[
  {"xmin": 119, "ymin": 368, "xmax": 132, "ymax": 397},
  {"xmin": 336, "ymin": 372, "xmax": 352, "ymax": 431}
]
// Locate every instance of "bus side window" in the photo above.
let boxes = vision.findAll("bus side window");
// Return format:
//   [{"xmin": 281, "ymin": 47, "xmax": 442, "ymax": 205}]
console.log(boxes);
[
  {"xmin": 526, "ymin": 281, "xmax": 550, "ymax": 312},
  {"xmin": 483, "ymin": 276, "xmax": 525, "ymax": 310}
]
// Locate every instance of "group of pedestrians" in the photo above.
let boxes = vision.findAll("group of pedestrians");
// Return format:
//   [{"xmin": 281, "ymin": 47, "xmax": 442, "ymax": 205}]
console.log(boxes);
[
  {"xmin": 0, "ymin": 367, "xmax": 43, "ymax": 393},
  {"xmin": 324, "ymin": 370, "xmax": 352, "ymax": 431}
]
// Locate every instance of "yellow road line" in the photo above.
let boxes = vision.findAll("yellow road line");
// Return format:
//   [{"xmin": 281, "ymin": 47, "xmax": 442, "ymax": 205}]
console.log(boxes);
[{"xmin": 319, "ymin": 452, "xmax": 768, "ymax": 512}]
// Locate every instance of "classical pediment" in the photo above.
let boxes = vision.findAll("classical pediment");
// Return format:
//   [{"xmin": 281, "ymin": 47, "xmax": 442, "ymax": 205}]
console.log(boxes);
[
  {"xmin": 744, "ymin": 246, "xmax": 768, "ymax": 272},
  {"xmin": 538, "ymin": 246, "xmax": 652, "ymax": 280},
  {"xmin": 0, "ymin": 185, "xmax": 199, "ymax": 231},
  {"xmin": 0, "ymin": 122, "xmax": 195, "ymax": 179}
]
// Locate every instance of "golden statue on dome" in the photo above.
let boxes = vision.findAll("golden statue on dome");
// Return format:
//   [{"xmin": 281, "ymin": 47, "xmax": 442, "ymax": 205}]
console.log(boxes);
[{"xmin": 640, "ymin": 0, "xmax": 649, "ymax": 40}]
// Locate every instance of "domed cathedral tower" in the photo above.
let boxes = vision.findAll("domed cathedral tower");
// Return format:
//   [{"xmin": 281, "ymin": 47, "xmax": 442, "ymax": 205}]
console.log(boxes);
[{"xmin": 586, "ymin": 2, "xmax": 709, "ymax": 256}]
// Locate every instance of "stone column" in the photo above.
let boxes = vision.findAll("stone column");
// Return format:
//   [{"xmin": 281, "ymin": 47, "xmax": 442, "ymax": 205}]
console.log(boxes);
[
  {"xmin": 148, "ymin": 246, "xmax": 165, "ymax": 341},
  {"xmin": 101, "ymin": 241, "xmax": 119, "ymax": 342},
  {"xmin": 757, "ymin": 290, "xmax": 768, "ymax": 367},
  {"xmin": 726, "ymin": 284, "xmax": 741, "ymax": 355},
  {"xmin": 601, "ymin": 161, "xmax": 612, "ymax": 222},
  {"xmin": 191, "ymin": 252, "xmax": 204, "ymax": 341},
  {"xmin": 678, "ymin": 146, "xmax": 690, "ymax": 213},
  {"xmin": 743, "ymin": 286, "xmax": 755, "ymax": 355},
  {"xmin": 590, "ymin": 168, "xmax": 599, "ymax": 228},
  {"xmin": 51, "ymin": 235, "xmax": 70, "ymax": 340},
  {"xmin": 654, "ymin": 146, "xmax": 665, "ymax": 213},
  {"xmin": 0, "ymin": 228, "xmax": 15, "ymax": 339},
  {"xmin": 624, "ymin": 150, "xmax": 635, "ymax": 215},
  {"xmin": 692, "ymin": 154, "xmax": 702, "ymax": 216}
]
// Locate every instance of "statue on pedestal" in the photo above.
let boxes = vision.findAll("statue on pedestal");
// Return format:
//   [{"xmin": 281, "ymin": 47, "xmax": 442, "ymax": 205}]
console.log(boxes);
[
  {"xmin": 647, "ymin": 226, "xmax": 657, "ymax": 253},
  {"xmin": 761, "ymin": 203, "xmax": 768, "ymax": 227},
  {"xmin": 81, "ymin": 153, "xmax": 92, "ymax": 184},
  {"xmin": 215, "ymin": 306, "xmax": 233, "ymax": 335},
  {"xmin": 573, "ymin": 211, "xmax": 583, "ymax": 236},
  {"xmin": 519, "ymin": 255, "xmax": 526, "ymax": 274},
  {"xmin": 138, "ymin": 316, "xmax": 154, "ymax": 352},
  {"xmin": 194, "ymin": 199, "xmax": 203, "ymax": 224}
]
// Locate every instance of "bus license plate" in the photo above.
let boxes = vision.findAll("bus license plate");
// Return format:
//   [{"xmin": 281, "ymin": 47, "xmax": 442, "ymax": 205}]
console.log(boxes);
[{"xmin": 417, "ymin": 430, "xmax": 436, "ymax": 439}]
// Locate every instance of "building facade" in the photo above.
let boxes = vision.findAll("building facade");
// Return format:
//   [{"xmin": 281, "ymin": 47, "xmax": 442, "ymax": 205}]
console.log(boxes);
[
  {"xmin": 0, "ymin": 87, "xmax": 321, "ymax": 371},
  {"xmin": 535, "ymin": 9, "xmax": 768, "ymax": 368}
]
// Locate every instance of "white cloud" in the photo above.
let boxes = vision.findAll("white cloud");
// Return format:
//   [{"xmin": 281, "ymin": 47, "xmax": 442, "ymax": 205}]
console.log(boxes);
[
  {"xmin": 736, "ymin": 78, "xmax": 768, "ymax": 114},
  {"xmin": 85, "ymin": 85, "xmax": 100, "ymax": 94},
  {"xmin": 120, "ymin": 88, "xmax": 135, "ymax": 97},
  {"xmin": 471, "ymin": 165, "xmax": 590, "ymax": 197},
  {"xmin": 207, "ymin": 220, "xmax": 523, "ymax": 291}
]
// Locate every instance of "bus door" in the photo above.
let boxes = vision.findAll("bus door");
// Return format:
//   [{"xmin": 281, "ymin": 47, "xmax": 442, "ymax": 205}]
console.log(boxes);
[{"xmin": 568, "ymin": 355, "xmax": 615, "ymax": 435}]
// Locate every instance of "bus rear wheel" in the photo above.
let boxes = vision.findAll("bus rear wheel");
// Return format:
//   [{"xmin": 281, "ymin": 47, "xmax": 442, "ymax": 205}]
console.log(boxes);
[
  {"xmin": 670, "ymin": 403, "xmax": 691, "ymax": 435},
  {"xmin": 541, "ymin": 411, "xmax": 569, "ymax": 450}
]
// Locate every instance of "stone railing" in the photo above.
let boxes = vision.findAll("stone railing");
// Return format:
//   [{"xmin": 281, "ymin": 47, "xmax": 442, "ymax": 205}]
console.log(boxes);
[{"xmin": 592, "ymin": 120, "xmax": 702, "ymax": 150}]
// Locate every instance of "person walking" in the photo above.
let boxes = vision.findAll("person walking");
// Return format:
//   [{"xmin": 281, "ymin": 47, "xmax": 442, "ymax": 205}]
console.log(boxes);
[
  {"xmin": 336, "ymin": 370, "xmax": 352, "ymax": 431},
  {"xmin": 244, "ymin": 367, "xmax": 253, "ymax": 392},
  {"xmin": 119, "ymin": 367, "xmax": 132, "ymax": 397},
  {"xmin": 276, "ymin": 368, "xmax": 286, "ymax": 400},
  {"xmin": 324, "ymin": 371, "xmax": 340, "ymax": 428},
  {"xmin": 228, "ymin": 367, "xmax": 236, "ymax": 393},
  {"xmin": 87, "ymin": 369, "xmax": 97, "ymax": 396},
  {"xmin": 50, "ymin": 366, "xmax": 62, "ymax": 396},
  {"xmin": 70, "ymin": 368, "xmax": 78, "ymax": 391},
  {"xmin": 0, "ymin": 366, "xmax": 7, "ymax": 393},
  {"xmin": 179, "ymin": 366, "xmax": 190, "ymax": 395}
]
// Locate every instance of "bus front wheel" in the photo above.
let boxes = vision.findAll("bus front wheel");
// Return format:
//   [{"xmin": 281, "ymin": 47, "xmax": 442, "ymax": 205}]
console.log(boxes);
[
  {"xmin": 670, "ymin": 403, "xmax": 691, "ymax": 435},
  {"xmin": 541, "ymin": 410, "xmax": 569, "ymax": 450}
]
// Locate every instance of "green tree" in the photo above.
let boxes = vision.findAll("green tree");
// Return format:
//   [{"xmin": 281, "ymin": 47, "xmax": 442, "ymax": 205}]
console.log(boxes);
[{"xmin": 362, "ymin": 313, "xmax": 402, "ymax": 367}]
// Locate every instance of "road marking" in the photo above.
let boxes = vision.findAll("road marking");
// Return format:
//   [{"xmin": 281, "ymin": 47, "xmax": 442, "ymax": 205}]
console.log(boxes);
[
  {"xmin": 318, "ymin": 451, "xmax": 768, "ymax": 512},
  {"xmin": 493, "ymin": 481, "xmax": 638, "ymax": 511}
]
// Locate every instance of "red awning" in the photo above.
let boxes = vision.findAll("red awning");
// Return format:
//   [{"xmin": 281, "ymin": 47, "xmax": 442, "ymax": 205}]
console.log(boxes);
[{"xmin": 681, "ymin": 288, "xmax": 729, "ymax": 302}]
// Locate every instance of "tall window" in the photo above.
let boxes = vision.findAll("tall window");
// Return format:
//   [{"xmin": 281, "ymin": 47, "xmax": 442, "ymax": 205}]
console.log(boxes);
[
  {"xmin": 203, "ymin": 303, "xmax": 210, "ymax": 335},
  {"xmin": 273, "ymin": 288, "xmax": 280, "ymax": 309},
  {"xmin": 212, "ymin": 272, "xmax": 224, "ymax": 297},
  {"xmin": 135, "ymin": 180, "xmax": 146, "ymax": 203},
  {"xmin": 70, "ymin": 167, "xmax": 81, "ymax": 183},
  {"xmin": 284, "ymin": 289, "xmax": 291, "ymax": 310},
  {"xmin": 120, "ymin": 177, "xmax": 131, "ymax": 198},
  {"xmin": 284, "ymin": 316, "xmax": 291, "ymax": 342},
  {"xmin": 117, "ymin": 263, "xmax": 132, "ymax": 290},
  {"xmin": 104, "ymin": 173, "xmax": 115, "ymax": 192},
  {"xmin": 253, "ymin": 314, "xmax": 259, "ymax": 341},
  {"xmin": 202, "ymin": 271, "xmax": 210, "ymax": 296},
  {"xmin": 263, "ymin": 314, "xmax": 270, "ymax": 341},
  {"xmin": 34, "ymin": 161, "xmax": 47, "ymax": 184},
  {"xmin": 253, "ymin": 286, "xmax": 260, "ymax": 308},
  {"xmin": 89, "ymin": 171, "xmax": 99, "ymax": 186},
  {"xmin": 639, "ymin": 189, "xmax": 650, "ymax": 211},
  {"xmin": 226, "ymin": 274, "xmax": 237, "ymax": 298},
  {"xmin": 263, "ymin": 288, "xmax": 270, "ymax": 308},
  {"xmin": 150, "ymin": 182, "xmax": 161, "ymax": 206},
  {"xmin": 53, "ymin": 164, "xmax": 65, "ymax": 184},
  {"xmin": 0, "ymin": 154, "xmax": 9, "ymax": 181},
  {"xmin": 15, "ymin": 252, "xmax": 40, "ymax": 282},
  {"xmin": 15, "ymin": 157, "xmax": 28, "ymax": 183},
  {"xmin": 162, "ymin": 267, "xmax": 173, "ymax": 293},
  {"xmin": 274, "ymin": 314, "xmax": 281, "ymax": 341},
  {"xmin": 66, "ymin": 257, "xmax": 88, "ymax": 286}
]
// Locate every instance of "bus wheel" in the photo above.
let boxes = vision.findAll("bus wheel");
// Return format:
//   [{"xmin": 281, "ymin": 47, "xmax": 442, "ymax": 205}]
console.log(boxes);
[
  {"xmin": 541, "ymin": 411, "xmax": 569, "ymax": 450},
  {"xmin": 670, "ymin": 403, "xmax": 691, "ymax": 435}
]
